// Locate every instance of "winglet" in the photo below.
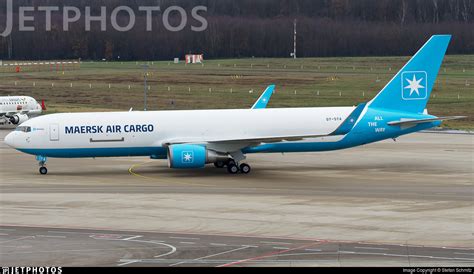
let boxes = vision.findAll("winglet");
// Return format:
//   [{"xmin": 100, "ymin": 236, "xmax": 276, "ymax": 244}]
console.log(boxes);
[
  {"xmin": 331, "ymin": 103, "xmax": 366, "ymax": 135},
  {"xmin": 251, "ymin": 85, "xmax": 275, "ymax": 109}
]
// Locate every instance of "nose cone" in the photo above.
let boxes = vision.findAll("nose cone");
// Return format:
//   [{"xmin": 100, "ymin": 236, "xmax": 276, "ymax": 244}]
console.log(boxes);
[{"xmin": 4, "ymin": 132, "xmax": 16, "ymax": 148}]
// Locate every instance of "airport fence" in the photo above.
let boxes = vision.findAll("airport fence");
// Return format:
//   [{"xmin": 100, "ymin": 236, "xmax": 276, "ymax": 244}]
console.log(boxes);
[
  {"xmin": 0, "ymin": 59, "xmax": 81, "ymax": 73},
  {"xmin": 0, "ymin": 79, "xmax": 470, "ymax": 102}
]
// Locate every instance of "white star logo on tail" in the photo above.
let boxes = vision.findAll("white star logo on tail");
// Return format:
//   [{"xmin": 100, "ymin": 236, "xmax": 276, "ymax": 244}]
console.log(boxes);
[
  {"xmin": 404, "ymin": 75, "xmax": 425, "ymax": 96},
  {"xmin": 401, "ymin": 71, "xmax": 428, "ymax": 100}
]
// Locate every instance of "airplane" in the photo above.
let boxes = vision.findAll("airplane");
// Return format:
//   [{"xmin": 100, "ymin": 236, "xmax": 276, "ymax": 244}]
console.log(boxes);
[
  {"xmin": 0, "ymin": 96, "xmax": 46, "ymax": 128},
  {"xmin": 5, "ymin": 35, "xmax": 465, "ymax": 175}
]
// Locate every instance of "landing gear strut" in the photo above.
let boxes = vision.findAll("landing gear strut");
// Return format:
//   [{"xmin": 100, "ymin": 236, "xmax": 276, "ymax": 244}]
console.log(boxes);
[{"xmin": 36, "ymin": 155, "xmax": 48, "ymax": 175}]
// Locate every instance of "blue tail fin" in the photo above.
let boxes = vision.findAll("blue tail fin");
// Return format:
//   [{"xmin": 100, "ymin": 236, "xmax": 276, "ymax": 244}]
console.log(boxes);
[
  {"xmin": 368, "ymin": 35, "xmax": 451, "ymax": 114},
  {"xmin": 252, "ymin": 85, "xmax": 275, "ymax": 109}
]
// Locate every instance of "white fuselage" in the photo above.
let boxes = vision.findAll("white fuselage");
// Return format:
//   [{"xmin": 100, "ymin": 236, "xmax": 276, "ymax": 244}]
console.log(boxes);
[
  {"xmin": 0, "ymin": 96, "xmax": 43, "ymax": 128},
  {"xmin": 7, "ymin": 107, "xmax": 354, "ymax": 155}
]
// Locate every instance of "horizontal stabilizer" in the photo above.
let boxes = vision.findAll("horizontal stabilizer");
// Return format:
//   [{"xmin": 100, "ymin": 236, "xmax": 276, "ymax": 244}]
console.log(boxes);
[{"xmin": 387, "ymin": 116, "xmax": 466, "ymax": 126}]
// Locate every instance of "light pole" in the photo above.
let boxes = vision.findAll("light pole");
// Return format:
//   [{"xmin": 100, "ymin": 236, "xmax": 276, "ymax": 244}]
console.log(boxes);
[
  {"xmin": 142, "ymin": 64, "xmax": 149, "ymax": 111},
  {"xmin": 8, "ymin": 35, "xmax": 13, "ymax": 59},
  {"xmin": 293, "ymin": 19, "xmax": 297, "ymax": 59}
]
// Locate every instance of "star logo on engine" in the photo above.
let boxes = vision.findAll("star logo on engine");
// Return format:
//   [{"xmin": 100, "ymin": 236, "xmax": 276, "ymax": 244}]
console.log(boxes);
[{"xmin": 182, "ymin": 151, "xmax": 193, "ymax": 163}]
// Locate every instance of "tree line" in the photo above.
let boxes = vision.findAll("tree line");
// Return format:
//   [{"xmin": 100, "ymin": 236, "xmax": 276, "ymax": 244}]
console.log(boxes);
[{"xmin": 0, "ymin": 0, "xmax": 473, "ymax": 60}]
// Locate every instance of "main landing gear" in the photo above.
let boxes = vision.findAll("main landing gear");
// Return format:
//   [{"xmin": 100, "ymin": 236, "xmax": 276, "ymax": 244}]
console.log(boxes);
[
  {"xmin": 36, "ymin": 155, "xmax": 48, "ymax": 175},
  {"xmin": 214, "ymin": 159, "xmax": 251, "ymax": 174}
]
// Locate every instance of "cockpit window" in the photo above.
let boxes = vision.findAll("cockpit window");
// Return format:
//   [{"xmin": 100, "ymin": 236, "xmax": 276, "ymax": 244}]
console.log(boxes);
[{"xmin": 15, "ymin": 126, "xmax": 31, "ymax": 133}]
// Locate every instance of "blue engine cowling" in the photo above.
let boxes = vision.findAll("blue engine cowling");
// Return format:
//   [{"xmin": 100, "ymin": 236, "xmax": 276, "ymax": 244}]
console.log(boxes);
[
  {"xmin": 167, "ymin": 144, "xmax": 228, "ymax": 169},
  {"xmin": 168, "ymin": 144, "xmax": 206, "ymax": 169}
]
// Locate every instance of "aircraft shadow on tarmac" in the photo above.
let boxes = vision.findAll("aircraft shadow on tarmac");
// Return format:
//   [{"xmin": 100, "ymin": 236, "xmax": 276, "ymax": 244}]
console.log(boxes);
[
  {"xmin": 37, "ymin": 161, "xmax": 440, "ymax": 178},
  {"xmin": 57, "ymin": 162, "xmax": 439, "ymax": 178}
]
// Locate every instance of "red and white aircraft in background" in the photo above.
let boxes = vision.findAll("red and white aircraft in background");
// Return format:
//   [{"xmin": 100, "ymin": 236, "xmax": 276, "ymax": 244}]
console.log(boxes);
[{"xmin": 0, "ymin": 96, "xmax": 46, "ymax": 128}]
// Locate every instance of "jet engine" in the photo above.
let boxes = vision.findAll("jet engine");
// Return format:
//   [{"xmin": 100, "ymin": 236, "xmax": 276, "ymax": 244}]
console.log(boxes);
[
  {"xmin": 9, "ymin": 114, "xmax": 29, "ymax": 125},
  {"xmin": 167, "ymin": 144, "xmax": 229, "ymax": 169}
]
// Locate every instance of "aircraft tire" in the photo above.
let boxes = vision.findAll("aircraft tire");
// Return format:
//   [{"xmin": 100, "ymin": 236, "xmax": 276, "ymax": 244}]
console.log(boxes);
[
  {"xmin": 39, "ymin": 167, "xmax": 48, "ymax": 175},
  {"xmin": 227, "ymin": 164, "xmax": 239, "ymax": 174},
  {"xmin": 240, "ymin": 163, "xmax": 251, "ymax": 174}
]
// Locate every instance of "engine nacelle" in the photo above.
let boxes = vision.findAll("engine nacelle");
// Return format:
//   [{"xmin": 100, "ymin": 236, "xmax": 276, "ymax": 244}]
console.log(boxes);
[
  {"xmin": 167, "ymin": 144, "xmax": 228, "ymax": 169},
  {"xmin": 9, "ymin": 114, "xmax": 29, "ymax": 125}
]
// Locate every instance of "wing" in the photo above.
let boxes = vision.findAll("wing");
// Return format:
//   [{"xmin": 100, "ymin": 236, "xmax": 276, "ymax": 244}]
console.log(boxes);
[
  {"xmin": 163, "ymin": 132, "xmax": 331, "ymax": 147},
  {"xmin": 1, "ymin": 112, "xmax": 17, "ymax": 116},
  {"xmin": 163, "ymin": 132, "xmax": 334, "ymax": 155},
  {"xmin": 0, "ymin": 111, "xmax": 32, "ymax": 117}
]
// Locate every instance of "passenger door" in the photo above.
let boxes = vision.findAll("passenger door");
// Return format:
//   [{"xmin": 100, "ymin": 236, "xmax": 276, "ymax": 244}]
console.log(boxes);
[{"xmin": 50, "ymin": 124, "xmax": 59, "ymax": 141}]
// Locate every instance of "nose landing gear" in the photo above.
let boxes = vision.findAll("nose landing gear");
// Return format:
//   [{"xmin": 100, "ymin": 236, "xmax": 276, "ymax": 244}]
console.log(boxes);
[
  {"xmin": 36, "ymin": 155, "xmax": 48, "ymax": 175},
  {"xmin": 39, "ymin": 166, "xmax": 48, "ymax": 175}
]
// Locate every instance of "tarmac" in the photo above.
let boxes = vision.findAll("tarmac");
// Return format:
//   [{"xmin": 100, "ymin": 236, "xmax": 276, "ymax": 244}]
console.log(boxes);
[{"xmin": 0, "ymin": 130, "xmax": 472, "ymax": 266}]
